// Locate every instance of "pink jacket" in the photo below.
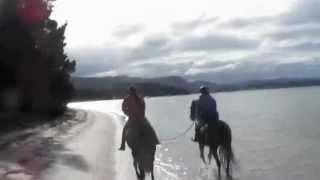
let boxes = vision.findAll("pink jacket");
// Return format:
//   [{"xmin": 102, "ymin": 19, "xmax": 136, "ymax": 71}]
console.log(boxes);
[{"xmin": 122, "ymin": 94, "xmax": 145, "ymax": 120}]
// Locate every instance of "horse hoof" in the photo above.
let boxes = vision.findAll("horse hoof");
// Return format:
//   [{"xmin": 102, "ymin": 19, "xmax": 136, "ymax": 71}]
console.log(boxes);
[
  {"xmin": 226, "ymin": 173, "xmax": 232, "ymax": 179},
  {"xmin": 200, "ymin": 157, "xmax": 206, "ymax": 163}
]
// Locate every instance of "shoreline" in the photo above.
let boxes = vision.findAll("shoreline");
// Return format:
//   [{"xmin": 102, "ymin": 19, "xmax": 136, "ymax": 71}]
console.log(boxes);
[
  {"xmin": 71, "ymin": 85, "xmax": 320, "ymax": 102},
  {"xmin": 39, "ymin": 109, "xmax": 129, "ymax": 180}
]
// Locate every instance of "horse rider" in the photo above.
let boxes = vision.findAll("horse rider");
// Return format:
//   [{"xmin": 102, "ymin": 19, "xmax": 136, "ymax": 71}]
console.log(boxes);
[
  {"xmin": 192, "ymin": 86, "xmax": 219, "ymax": 142},
  {"xmin": 119, "ymin": 86, "xmax": 145, "ymax": 150},
  {"xmin": 119, "ymin": 86, "xmax": 160, "ymax": 151}
]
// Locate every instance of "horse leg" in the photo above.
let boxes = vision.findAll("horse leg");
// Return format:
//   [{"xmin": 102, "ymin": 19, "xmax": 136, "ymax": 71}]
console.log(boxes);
[
  {"xmin": 199, "ymin": 143, "xmax": 206, "ymax": 164},
  {"xmin": 208, "ymin": 146, "xmax": 213, "ymax": 164},
  {"xmin": 132, "ymin": 151, "xmax": 140, "ymax": 179},
  {"xmin": 212, "ymin": 146, "xmax": 221, "ymax": 177},
  {"xmin": 139, "ymin": 164, "xmax": 145, "ymax": 180},
  {"xmin": 151, "ymin": 147, "xmax": 156, "ymax": 180},
  {"xmin": 226, "ymin": 156, "xmax": 231, "ymax": 178},
  {"xmin": 151, "ymin": 165, "xmax": 155, "ymax": 180},
  {"xmin": 133, "ymin": 159, "xmax": 141, "ymax": 178},
  {"xmin": 225, "ymin": 147, "xmax": 232, "ymax": 178}
]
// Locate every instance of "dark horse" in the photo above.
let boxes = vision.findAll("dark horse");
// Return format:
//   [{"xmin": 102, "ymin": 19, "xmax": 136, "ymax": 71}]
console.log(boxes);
[
  {"xmin": 125, "ymin": 118, "xmax": 159, "ymax": 180},
  {"xmin": 190, "ymin": 100, "xmax": 236, "ymax": 177}
]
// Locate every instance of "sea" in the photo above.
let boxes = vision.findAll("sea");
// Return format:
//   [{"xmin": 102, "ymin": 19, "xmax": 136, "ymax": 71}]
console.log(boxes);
[{"xmin": 69, "ymin": 86, "xmax": 320, "ymax": 180}]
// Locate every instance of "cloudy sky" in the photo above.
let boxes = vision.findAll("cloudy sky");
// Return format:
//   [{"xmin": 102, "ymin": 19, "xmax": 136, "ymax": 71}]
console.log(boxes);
[{"xmin": 51, "ymin": 0, "xmax": 320, "ymax": 83}]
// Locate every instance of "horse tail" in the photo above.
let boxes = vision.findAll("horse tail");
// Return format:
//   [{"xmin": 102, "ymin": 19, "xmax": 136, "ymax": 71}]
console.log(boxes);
[
  {"xmin": 218, "ymin": 121, "xmax": 237, "ymax": 176},
  {"xmin": 219, "ymin": 144, "xmax": 235, "ymax": 175}
]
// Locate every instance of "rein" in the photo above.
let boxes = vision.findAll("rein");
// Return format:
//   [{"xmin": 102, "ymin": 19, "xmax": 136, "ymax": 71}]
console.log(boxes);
[{"xmin": 159, "ymin": 121, "xmax": 195, "ymax": 144}]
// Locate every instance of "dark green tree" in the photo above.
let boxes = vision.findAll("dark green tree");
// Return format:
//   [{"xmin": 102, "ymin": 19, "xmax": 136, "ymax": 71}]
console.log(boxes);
[{"xmin": 0, "ymin": 0, "xmax": 76, "ymax": 116}]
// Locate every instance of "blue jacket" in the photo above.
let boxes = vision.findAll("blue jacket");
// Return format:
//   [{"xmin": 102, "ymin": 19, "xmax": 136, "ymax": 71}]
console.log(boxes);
[{"xmin": 197, "ymin": 94, "xmax": 218, "ymax": 123}]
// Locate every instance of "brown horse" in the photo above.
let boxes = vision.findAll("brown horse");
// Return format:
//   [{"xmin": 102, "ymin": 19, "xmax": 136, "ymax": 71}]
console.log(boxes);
[
  {"xmin": 125, "ymin": 118, "xmax": 159, "ymax": 180},
  {"xmin": 190, "ymin": 100, "xmax": 236, "ymax": 177}
]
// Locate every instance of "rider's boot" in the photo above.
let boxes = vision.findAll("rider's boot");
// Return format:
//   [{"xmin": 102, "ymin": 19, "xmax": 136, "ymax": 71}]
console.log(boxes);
[
  {"xmin": 118, "ymin": 133, "xmax": 126, "ymax": 151},
  {"xmin": 118, "ymin": 143, "xmax": 125, "ymax": 151}
]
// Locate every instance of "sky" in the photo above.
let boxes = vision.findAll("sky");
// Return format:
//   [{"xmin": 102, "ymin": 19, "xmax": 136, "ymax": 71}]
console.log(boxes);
[{"xmin": 51, "ymin": 0, "xmax": 320, "ymax": 83}]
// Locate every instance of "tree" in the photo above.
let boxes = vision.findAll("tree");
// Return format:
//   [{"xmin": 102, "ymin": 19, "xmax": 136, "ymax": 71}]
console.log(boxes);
[{"xmin": 0, "ymin": 0, "xmax": 76, "ymax": 116}]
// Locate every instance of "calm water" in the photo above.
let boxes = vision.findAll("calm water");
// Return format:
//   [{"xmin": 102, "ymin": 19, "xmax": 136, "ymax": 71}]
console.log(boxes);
[{"xmin": 70, "ymin": 86, "xmax": 320, "ymax": 180}]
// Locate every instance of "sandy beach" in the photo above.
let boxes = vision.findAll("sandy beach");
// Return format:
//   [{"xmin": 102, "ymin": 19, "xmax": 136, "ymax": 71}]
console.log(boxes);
[{"xmin": 0, "ymin": 109, "xmax": 136, "ymax": 180}]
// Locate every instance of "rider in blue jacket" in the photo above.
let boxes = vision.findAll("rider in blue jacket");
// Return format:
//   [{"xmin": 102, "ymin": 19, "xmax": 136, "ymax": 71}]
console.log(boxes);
[{"xmin": 192, "ymin": 86, "xmax": 219, "ymax": 141}]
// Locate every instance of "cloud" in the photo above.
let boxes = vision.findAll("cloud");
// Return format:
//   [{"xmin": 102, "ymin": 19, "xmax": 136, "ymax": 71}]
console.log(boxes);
[
  {"xmin": 179, "ymin": 34, "xmax": 260, "ymax": 52},
  {"xmin": 217, "ymin": 16, "xmax": 274, "ymax": 29},
  {"xmin": 67, "ymin": 46, "xmax": 123, "ymax": 76},
  {"xmin": 217, "ymin": 0, "xmax": 320, "ymax": 29},
  {"xmin": 267, "ymin": 25, "xmax": 320, "ymax": 41},
  {"xmin": 121, "ymin": 32, "xmax": 260, "ymax": 62},
  {"xmin": 112, "ymin": 24, "xmax": 144, "ymax": 38},
  {"xmin": 130, "ymin": 62, "xmax": 191, "ymax": 77},
  {"xmin": 93, "ymin": 61, "xmax": 193, "ymax": 78},
  {"xmin": 128, "ymin": 35, "xmax": 174, "ymax": 60},
  {"xmin": 186, "ymin": 59, "xmax": 320, "ymax": 83},
  {"xmin": 283, "ymin": 42, "xmax": 320, "ymax": 52},
  {"xmin": 70, "ymin": 0, "xmax": 320, "ymax": 83},
  {"xmin": 193, "ymin": 60, "xmax": 235, "ymax": 68},
  {"xmin": 171, "ymin": 16, "xmax": 218, "ymax": 33},
  {"xmin": 281, "ymin": 0, "xmax": 320, "ymax": 26},
  {"xmin": 185, "ymin": 61, "xmax": 238, "ymax": 76}
]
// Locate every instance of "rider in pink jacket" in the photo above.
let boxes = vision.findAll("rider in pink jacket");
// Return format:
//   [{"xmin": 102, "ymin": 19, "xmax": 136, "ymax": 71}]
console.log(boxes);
[
  {"xmin": 119, "ymin": 86, "xmax": 145, "ymax": 150},
  {"xmin": 122, "ymin": 87, "xmax": 145, "ymax": 121}
]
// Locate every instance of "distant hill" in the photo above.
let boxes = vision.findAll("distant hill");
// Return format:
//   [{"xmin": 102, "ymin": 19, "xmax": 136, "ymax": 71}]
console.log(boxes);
[
  {"xmin": 71, "ymin": 76, "xmax": 192, "ymax": 101},
  {"xmin": 229, "ymin": 78, "xmax": 320, "ymax": 91},
  {"xmin": 71, "ymin": 76, "xmax": 320, "ymax": 101}
]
